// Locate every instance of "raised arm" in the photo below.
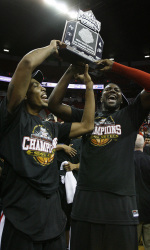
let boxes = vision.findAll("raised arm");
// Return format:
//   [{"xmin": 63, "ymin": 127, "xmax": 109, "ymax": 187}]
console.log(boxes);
[
  {"xmin": 96, "ymin": 59, "xmax": 150, "ymax": 110},
  {"xmin": 69, "ymin": 64, "xmax": 95, "ymax": 138},
  {"xmin": 7, "ymin": 40, "xmax": 63, "ymax": 113},
  {"xmin": 48, "ymin": 65, "xmax": 84, "ymax": 122}
]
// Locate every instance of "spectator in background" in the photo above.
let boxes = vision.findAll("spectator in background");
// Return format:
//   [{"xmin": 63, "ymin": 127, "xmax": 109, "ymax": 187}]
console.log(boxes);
[
  {"xmin": 143, "ymin": 136, "xmax": 150, "ymax": 155},
  {"xmin": 134, "ymin": 134, "xmax": 150, "ymax": 250},
  {"xmin": 57, "ymin": 137, "xmax": 81, "ymax": 249}
]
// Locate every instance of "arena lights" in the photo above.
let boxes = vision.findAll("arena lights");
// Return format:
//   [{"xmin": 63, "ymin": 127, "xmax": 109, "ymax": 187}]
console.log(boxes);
[
  {"xmin": 68, "ymin": 10, "xmax": 78, "ymax": 19},
  {"xmin": 44, "ymin": 0, "xmax": 57, "ymax": 7},
  {"xmin": 3, "ymin": 49, "xmax": 9, "ymax": 52},
  {"xmin": 0, "ymin": 75, "xmax": 104, "ymax": 90},
  {"xmin": 44, "ymin": 0, "xmax": 78, "ymax": 19}
]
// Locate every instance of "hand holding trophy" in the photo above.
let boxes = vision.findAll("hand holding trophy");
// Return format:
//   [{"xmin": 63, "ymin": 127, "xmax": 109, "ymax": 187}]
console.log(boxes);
[{"xmin": 59, "ymin": 9, "xmax": 104, "ymax": 76}]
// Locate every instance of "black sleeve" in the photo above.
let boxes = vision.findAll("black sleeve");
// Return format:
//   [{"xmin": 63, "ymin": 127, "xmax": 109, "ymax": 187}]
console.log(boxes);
[
  {"xmin": 57, "ymin": 122, "xmax": 72, "ymax": 144},
  {"xmin": 127, "ymin": 94, "xmax": 149, "ymax": 130},
  {"xmin": 0, "ymin": 97, "xmax": 23, "ymax": 138},
  {"xmin": 71, "ymin": 106, "xmax": 83, "ymax": 122}
]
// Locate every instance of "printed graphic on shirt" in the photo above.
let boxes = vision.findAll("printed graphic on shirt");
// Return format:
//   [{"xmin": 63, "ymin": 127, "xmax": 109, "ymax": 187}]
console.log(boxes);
[
  {"xmin": 90, "ymin": 116, "xmax": 121, "ymax": 147},
  {"xmin": 22, "ymin": 125, "xmax": 57, "ymax": 166},
  {"xmin": 132, "ymin": 210, "xmax": 139, "ymax": 217}
]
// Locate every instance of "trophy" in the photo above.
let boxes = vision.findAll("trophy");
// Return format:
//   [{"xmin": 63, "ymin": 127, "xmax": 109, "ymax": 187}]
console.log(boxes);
[{"xmin": 59, "ymin": 9, "xmax": 104, "ymax": 73}]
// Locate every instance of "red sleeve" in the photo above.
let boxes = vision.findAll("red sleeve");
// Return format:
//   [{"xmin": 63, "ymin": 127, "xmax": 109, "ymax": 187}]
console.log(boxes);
[{"xmin": 112, "ymin": 62, "xmax": 150, "ymax": 92}]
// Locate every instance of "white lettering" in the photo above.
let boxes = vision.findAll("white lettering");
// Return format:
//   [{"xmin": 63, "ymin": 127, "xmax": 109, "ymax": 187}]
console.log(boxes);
[
  {"xmin": 22, "ymin": 136, "xmax": 30, "ymax": 150},
  {"xmin": 111, "ymin": 126, "xmax": 117, "ymax": 134},
  {"xmin": 52, "ymin": 138, "xmax": 58, "ymax": 149},
  {"xmin": 40, "ymin": 140, "xmax": 46, "ymax": 152},
  {"xmin": 92, "ymin": 125, "xmax": 122, "ymax": 136},
  {"xmin": 35, "ymin": 140, "xmax": 40, "ymax": 151},
  {"xmin": 29, "ymin": 139, "xmax": 36, "ymax": 150},
  {"xmin": 116, "ymin": 125, "xmax": 121, "ymax": 135},
  {"xmin": 22, "ymin": 137, "xmax": 58, "ymax": 153}
]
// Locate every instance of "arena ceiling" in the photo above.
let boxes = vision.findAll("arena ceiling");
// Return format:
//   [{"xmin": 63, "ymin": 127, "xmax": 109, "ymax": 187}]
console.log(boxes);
[
  {"xmin": 0, "ymin": 0, "xmax": 150, "ymax": 62},
  {"xmin": 0, "ymin": 0, "xmax": 150, "ymax": 98}
]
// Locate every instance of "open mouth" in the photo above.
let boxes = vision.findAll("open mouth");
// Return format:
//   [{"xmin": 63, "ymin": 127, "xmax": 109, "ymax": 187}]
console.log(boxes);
[
  {"xmin": 108, "ymin": 95, "xmax": 117, "ymax": 100},
  {"xmin": 41, "ymin": 93, "xmax": 47, "ymax": 100}
]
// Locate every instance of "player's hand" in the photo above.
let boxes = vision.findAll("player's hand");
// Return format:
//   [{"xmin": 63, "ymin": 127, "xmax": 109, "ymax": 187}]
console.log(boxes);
[
  {"xmin": 95, "ymin": 59, "xmax": 114, "ymax": 72},
  {"xmin": 74, "ymin": 64, "xmax": 93, "ymax": 85},
  {"xmin": 66, "ymin": 63, "xmax": 85, "ymax": 76},
  {"xmin": 64, "ymin": 162, "xmax": 77, "ymax": 171},
  {"xmin": 63, "ymin": 144, "xmax": 77, "ymax": 157},
  {"xmin": 49, "ymin": 40, "xmax": 66, "ymax": 58}
]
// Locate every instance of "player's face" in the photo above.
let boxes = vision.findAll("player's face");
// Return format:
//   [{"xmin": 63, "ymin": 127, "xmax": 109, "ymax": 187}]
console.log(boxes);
[
  {"xmin": 101, "ymin": 83, "xmax": 123, "ymax": 111},
  {"xmin": 26, "ymin": 79, "xmax": 48, "ymax": 110},
  {"xmin": 145, "ymin": 138, "xmax": 150, "ymax": 146}
]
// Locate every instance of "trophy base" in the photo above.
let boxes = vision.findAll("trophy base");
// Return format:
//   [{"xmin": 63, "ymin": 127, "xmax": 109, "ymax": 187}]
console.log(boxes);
[{"xmin": 59, "ymin": 47, "xmax": 103, "ymax": 77}]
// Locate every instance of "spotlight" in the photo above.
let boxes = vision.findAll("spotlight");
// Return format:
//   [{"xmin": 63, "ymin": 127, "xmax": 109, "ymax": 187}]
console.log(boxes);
[
  {"xmin": 3, "ymin": 49, "xmax": 9, "ymax": 52},
  {"xmin": 68, "ymin": 10, "xmax": 78, "ymax": 19},
  {"xmin": 44, "ymin": 0, "xmax": 57, "ymax": 7},
  {"xmin": 57, "ymin": 2, "xmax": 68, "ymax": 14}
]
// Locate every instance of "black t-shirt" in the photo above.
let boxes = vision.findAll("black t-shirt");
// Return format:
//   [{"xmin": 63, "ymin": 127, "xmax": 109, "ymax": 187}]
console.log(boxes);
[
  {"xmin": 71, "ymin": 95, "xmax": 148, "ymax": 195},
  {"xmin": 72, "ymin": 189, "xmax": 139, "ymax": 225},
  {"xmin": 70, "ymin": 95, "xmax": 148, "ymax": 224},
  {"xmin": 143, "ymin": 145, "xmax": 150, "ymax": 156},
  {"xmin": 134, "ymin": 150, "xmax": 150, "ymax": 223},
  {"xmin": 0, "ymin": 98, "xmax": 71, "ymax": 240}
]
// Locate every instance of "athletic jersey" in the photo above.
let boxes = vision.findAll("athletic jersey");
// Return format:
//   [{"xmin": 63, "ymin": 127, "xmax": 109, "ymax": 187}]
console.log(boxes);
[
  {"xmin": 72, "ymin": 189, "xmax": 139, "ymax": 224},
  {"xmin": 0, "ymin": 98, "xmax": 71, "ymax": 240},
  {"xmin": 70, "ymin": 95, "xmax": 148, "ymax": 224},
  {"xmin": 134, "ymin": 150, "xmax": 150, "ymax": 223}
]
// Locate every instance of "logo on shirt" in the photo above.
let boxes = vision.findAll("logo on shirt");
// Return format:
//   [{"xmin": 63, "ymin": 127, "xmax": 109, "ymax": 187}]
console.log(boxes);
[
  {"xmin": 90, "ymin": 116, "xmax": 122, "ymax": 147},
  {"xmin": 132, "ymin": 210, "xmax": 139, "ymax": 217},
  {"xmin": 22, "ymin": 125, "xmax": 57, "ymax": 166}
]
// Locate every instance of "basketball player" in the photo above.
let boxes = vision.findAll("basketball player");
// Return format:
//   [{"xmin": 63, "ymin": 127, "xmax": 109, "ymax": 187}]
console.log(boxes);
[
  {"xmin": 48, "ymin": 58, "xmax": 150, "ymax": 250},
  {"xmin": 0, "ymin": 40, "xmax": 95, "ymax": 250}
]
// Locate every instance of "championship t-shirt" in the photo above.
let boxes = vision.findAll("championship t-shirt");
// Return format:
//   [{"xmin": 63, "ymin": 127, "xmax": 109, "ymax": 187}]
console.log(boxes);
[
  {"xmin": 70, "ymin": 95, "xmax": 149, "ymax": 224},
  {"xmin": 0, "ymin": 98, "xmax": 72, "ymax": 240}
]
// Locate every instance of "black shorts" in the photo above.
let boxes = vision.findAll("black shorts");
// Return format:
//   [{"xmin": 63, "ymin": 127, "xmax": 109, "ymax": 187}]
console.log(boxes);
[
  {"xmin": 1, "ymin": 218, "xmax": 66, "ymax": 250},
  {"xmin": 70, "ymin": 219, "xmax": 138, "ymax": 250}
]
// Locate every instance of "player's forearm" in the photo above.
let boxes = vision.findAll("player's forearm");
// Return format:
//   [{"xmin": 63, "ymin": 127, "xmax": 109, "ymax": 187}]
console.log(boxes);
[
  {"xmin": 19, "ymin": 45, "xmax": 55, "ymax": 71},
  {"xmin": 56, "ymin": 144, "xmax": 65, "ymax": 151},
  {"xmin": 81, "ymin": 80, "xmax": 95, "ymax": 130},
  {"xmin": 112, "ymin": 62, "xmax": 150, "ymax": 91},
  {"xmin": 48, "ymin": 65, "xmax": 74, "ymax": 108},
  {"xmin": 74, "ymin": 163, "xmax": 80, "ymax": 170}
]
